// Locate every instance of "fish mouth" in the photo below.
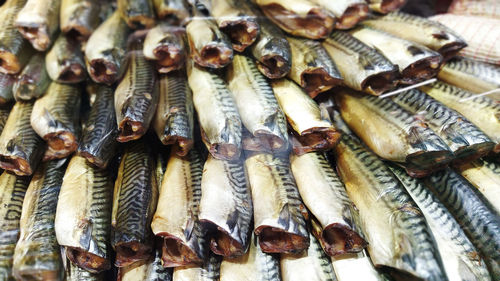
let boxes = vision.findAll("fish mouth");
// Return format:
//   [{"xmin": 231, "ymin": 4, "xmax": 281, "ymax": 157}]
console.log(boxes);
[
  {"xmin": 219, "ymin": 20, "xmax": 259, "ymax": 52},
  {"xmin": 0, "ymin": 155, "xmax": 33, "ymax": 176},
  {"xmin": 160, "ymin": 236, "xmax": 203, "ymax": 267},
  {"xmin": 438, "ymin": 42, "xmax": 468, "ymax": 62},
  {"xmin": 377, "ymin": 0, "xmax": 407, "ymax": 14},
  {"xmin": 257, "ymin": 54, "xmax": 290, "ymax": 79},
  {"xmin": 320, "ymin": 223, "xmax": 367, "ymax": 256},
  {"xmin": 452, "ymin": 142, "xmax": 495, "ymax": 164},
  {"xmin": 0, "ymin": 51, "xmax": 21, "ymax": 74},
  {"xmin": 44, "ymin": 132, "xmax": 78, "ymax": 161},
  {"xmin": 404, "ymin": 150, "xmax": 454, "ymax": 177},
  {"xmin": 154, "ymin": 45, "xmax": 185, "ymax": 73},
  {"xmin": 292, "ymin": 128, "xmax": 341, "ymax": 156},
  {"xmin": 114, "ymin": 242, "xmax": 153, "ymax": 267},
  {"xmin": 194, "ymin": 43, "xmax": 233, "ymax": 69},
  {"xmin": 58, "ymin": 64, "xmax": 86, "ymax": 83},
  {"xmin": 204, "ymin": 224, "xmax": 247, "ymax": 258},
  {"xmin": 161, "ymin": 136, "xmax": 193, "ymax": 157},
  {"xmin": 66, "ymin": 247, "xmax": 111, "ymax": 273},
  {"xmin": 301, "ymin": 68, "xmax": 343, "ymax": 98},
  {"xmin": 336, "ymin": 4, "xmax": 369, "ymax": 30},
  {"xmin": 262, "ymin": 4, "xmax": 335, "ymax": 39},
  {"xmin": 118, "ymin": 119, "xmax": 146, "ymax": 142},
  {"xmin": 362, "ymin": 70, "xmax": 398, "ymax": 96},
  {"xmin": 255, "ymin": 226, "xmax": 309, "ymax": 254},
  {"xmin": 89, "ymin": 59, "xmax": 118, "ymax": 85},
  {"xmin": 17, "ymin": 25, "xmax": 50, "ymax": 51},
  {"xmin": 399, "ymin": 56, "xmax": 442, "ymax": 84}
]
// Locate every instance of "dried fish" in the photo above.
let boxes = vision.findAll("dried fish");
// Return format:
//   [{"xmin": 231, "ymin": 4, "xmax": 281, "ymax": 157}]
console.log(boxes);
[
  {"xmin": 143, "ymin": 24, "xmax": 186, "ymax": 73},
  {"xmin": 60, "ymin": 0, "xmax": 101, "ymax": 40},
  {"xmin": 117, "ymin": 0, "xmax": 156, "ymax": 29},
  {"xmin": 13, "ymin": 53, "xmax": 50, "ymax": 101},
  {"xmin": 45, "ymin": 34, "xmax": 86, "ymax": 83}
]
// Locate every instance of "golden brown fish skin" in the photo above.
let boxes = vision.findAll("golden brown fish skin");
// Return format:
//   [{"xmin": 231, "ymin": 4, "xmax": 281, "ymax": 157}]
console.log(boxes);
[
  {"xmin": 309, "ymin": 0, "xmax": 369, "ymax": 30},
  {"xmin": 0, "ymin": 107, "xmax": 10, "ymax": 135},
  {"xmin": 118, "ymin": 245, "xmax": 173, "ymax": 281},
  {"xmin": 254, "ymin": 0, "xmax": 335, "ymax": 39},
  {"xmin": 0, "ymin": 73, "xmax": 15, "ymax": 105},
  {"xmin": 45, "ymin": 34, "xmax": 86, "ymax": 84},
  {"xmin": 143, "ymin": 24, "xmax": 186, "ymax": 73},
  {"xmin": 60, "ymin": 0, "xmax": 101, "ymax": 41},
  {"xmin": 286, "ymin": 36, "xmax": 343, "ymax": 98},
  {"xmin": 153, "ymin": 0, "xmax": 189, "ymax": 23},
  {"xmin": 13, "ymin": 53, "xmax": 50, "ymax": 101},
  {"xmin": 65, "ymin": 257, "xmax": 104, "ymax": 281},
  {"xmin": 31, "ymin": 82, "xmax": 81, "ymax": 161},
  {"xmin": 367, "ymin": 0, "xmax": 407, "ymax": 14},
  {"xmin": 14, "ymin": 0, "xmax": 60, "ymax": 51},
  {"xmin": 172, "ymin": 253, "xmax": 221, "ymax": 281},
  {"xmin": 118, "ymin": 0, "xmax": 156, "ymax": 29},
  {"xmin": 245, "ymin": 152, "xmax": 309, "ymax": 254},
  {"xmin": 0, "ymin": 0, "xmax": 34, "ymax": 75}
]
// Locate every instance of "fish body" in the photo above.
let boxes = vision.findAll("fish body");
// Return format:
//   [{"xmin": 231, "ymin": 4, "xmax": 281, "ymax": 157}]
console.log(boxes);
[
  {"xmin": 143, "ymin": 24, "xmax": 186, "ymax": 73},
  {"xmin": 0, "ymin": 101, "xmax": 45, "ymax": 176},
  {"xmin": 64, "ymin": 257, "xmax": 103, "ymax": 281},
  {"xmin": 310, "ymin": 0, "xmax": 368, "ymax": 29},
  {"xmin": 153, "ymin": 0, "xmax": 189, "ymax": 22},
  {"xmin": 117, "ymin": 0, "xmax": 156, "ymax": 29},
  {"xmin": 13, "ymin": 53, "xmax": 50, "ymax": 101},
  {"xmin": 45, "ymin": 34, "xmax": 86, "ymax": 83},
  {"xmin": 118, "ymin": 246, "xmax": 173, "ymax": 281},
  {"xmin": 331, "ymin": 252, "xmax": 386, "ymax": 281},
  {"xmin": 366, "ymin": 0, "xmax": 407, "ymax": 14},
  {"xmin": 0, "ymin": 107, "xmax": 10, "ymax": 135},
  {"xmin": 0, "ymin": 73, "xmax": 15, "ymax": 105},
  {"xmin": 60, "ymin": 0, "xmax": 101, "ymax": 40},
  {"xmin": 172, "ymin": 253, "xmax": 221, "ymax": 281},
  {"xmin": 323, "ymin": 32, "xmax": 398, "ymax": 96}
]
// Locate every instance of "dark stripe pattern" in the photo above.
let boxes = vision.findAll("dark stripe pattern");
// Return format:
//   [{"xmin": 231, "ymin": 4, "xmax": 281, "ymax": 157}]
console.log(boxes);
[
  {"xmin": 253, "ymin": 237, "xmax": 281, "ymax": 281},
  {"xmin": 444, "ymin": 57, "xmax": 500, "ymax": 86},
  {"xmin": 0, "ymin": 0, "xmax": 31, "ymax": 61},
  {"xmin": 426, "ymin": 81, "xmax": 499, "ymax": 111},
  {"xmin": 288, "ymin": 37, "xmax": 341, "ymax": 78}
]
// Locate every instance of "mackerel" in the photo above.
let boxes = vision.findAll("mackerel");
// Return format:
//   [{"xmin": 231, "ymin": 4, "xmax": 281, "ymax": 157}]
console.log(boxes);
[
  {"xmin": 13, "ymin": 53, "xmax": 50, "ymax": 101},
  {"xmin": 45, "ymin": 34, "xmax": 86, "ymax": 83},
  {"xmin": 172, "ymin": 253, "xmax": 221, "ymax": 281},
  {"xmin": 60, "ymin": 0, "xmax": 101, "ymax": 40},
  {"xmin": 366, "ymin": 0, "xmax": 407, "ymax": 14},
  {"xmin": 153, "ymin": 0, "xmax": 189, "ymax": 23},
  {"xmin": 310, "ymin": 0, "xmax": 368, "ymax": 29},
  {"xmin": 117, "ymin": 0, "xmax": 156, "ymax": 29},
  {"xmin": 118, "ymin": 246, "xmax": 173, "ymax": 281},
  {"xmin": 0, "ymin": 73, "xmax": 15, "ymax": 105},
  {"xmin": 143, "ymin": 24, "xmax": 186, "ymax": 73}
]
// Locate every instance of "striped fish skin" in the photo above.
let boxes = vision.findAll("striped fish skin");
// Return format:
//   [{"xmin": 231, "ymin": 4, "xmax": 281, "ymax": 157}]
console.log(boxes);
[
  {"xmin": 0, "ymin": 172, "xmax": 30, "ymax": 281},
  {"xmin": 64, "ymin": 257, "xmax": 103, "ymax": 281},
  {"xmin": 323, "ymin": 32, "xmax": 398, "ymax": 96},
  {"xmin": 153, "ymin": 72, "xmax": 194, "ymax": 156},
  {"xmin": 422, "ymin": 169, "xmax": 500, "ymax": 280},
  {"xmin": 210, "ymin": 0, "xmax": 260, "ymax": 52},
  {"xmin": 153, "ymin": 0, "xmax": 189, "ymax": 23},
  {"xmin": 0, "ymin": 101, "xmax": 45, "ymax": 176},
  {"xmin": 227, "ymin": 55, "xmax": 288, "ymax": 153},
  {"xmin": 420, "ymin": 81, "xmax": 500, "ymax": 153},
  {"xmin": 172, "ymin": 253, "xmax": 221, "ymax": 281},
  {"xmin": 45, "ymin": 34, "xmax": 86, "ymax": 83},
  {"xmin": 290, "ymin": 152, "xmax": 366, "ymax": 256},
  {"xmin": 389, "ymin": 164, "xmax": 491, "ymax": 281},
  {"xmin": 0, "ymin": 0, "xmax": 34, "ymax": 74},
  {"xmin": 0, "ymin": 106, "xmax": 10, "ymax": 135},
  {"xmin": 54, "ymin": 156, "xmax": 113, "ymax": 273},
  {"xmin": 143, "ymin": 24, "xmax": 186, "ymax": 73},
  {"xmin": 31, "ymin": 82, "xmax": 81, "ymax": 161},
  {"xmin": 220, "ymin": 234, "xmax": 281, "ymax": 281},
  {"xmin": 151, "ymin": 148, "xmax": 206, "ymax": 267},
  {"xmin": 271, "ymin": 79, "xmax": 340, "ymax": 155},
  {"xmin": 249, "ymin": 15, "xmax": 291, "ymax": 79},
  {"xmin": 60, "ymin": 0, "xmax": 101, "ymax": 41},
  {"xmin": 245, "ymin": 152, "xmax": 309, "ymax": 254},
  {"xmin": 438, "ymin": 56, "xmax": 500, "ymax": 99},
  {"xmin": 254, "ymin": 0, "xmax": 335, "ymax": 39},
  {"xmin": 13, "ymin": 53, "xmax": 50, "ymax": 101},
  {"xmin": 12, "ymin": 159, "xmax": 68, "ymax": 281},
  {"xmin": 112, "ymin": 140, "xmax": 159, "ymax": 267},
  {"xmin": 281, "ymin": 233, "xmax": 336, "ymax": 281},
  {"xmin": 335, "ymin": 88, "xmax": 454, "ymax": 177},
  {"xmin": 118, "ymin": 246, "xmax": 173, "ymax": 281},
  {"xmin": 199, "ymin": 154, "xmax": 253, "ymax": 257},
  {"xmin": 366, "ymin": 0, "xmax": 407, "ymax": 14},
  {"xmin": 78, "ymin": 84, "xmax": 118, "ymax": 169},
  {"xmin": 187, "ymin": 60, "xmax": 242, "ymax": 161},
  {"xmin": 0, "ymin": 73, "xmax": 15, "ymax": 104},
  {"xmin": 350, "ymin": 26, "xmax": 443, "ymax": 84},
  {"xmin": 14, "ymin": 0, "xmax": 60, "ymax": 51},
  {"xmin": 333, "ymin": 134, "xmax": 447, "ymax": 281},
  {"xmin": 392, "ymin": 88, "xmax": 494, "ymax": 163},
  {"xmin": 286, "ymin": 36, "xmax": 343, "ymax": 98},
  {"xmin": 362, "ymin": 12, "xmax": 467, "ymax": 60},
  {"xmin": 454, "ymin": 159, "xmax": 500, "ymax": 213},
  {"xmin": 115, "ymin": 36, "xmax": 159, "ymax": 143},
  {"xmin": 85, "ymin": 11, "xmax": 131, "ymax": 84},
  {"xmin": 118, "ymin": 0, "xmax": 156, "ymax": 29},
  {"xmin": 309, "ymin": 0, "xmax": 368, "ymax": 30}
]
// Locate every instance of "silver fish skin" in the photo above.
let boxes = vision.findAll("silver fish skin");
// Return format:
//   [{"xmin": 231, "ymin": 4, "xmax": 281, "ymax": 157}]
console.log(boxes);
[
  {"xmin": 78, "ymin": 84, "xmax": 118, "ymax": 169},
  {"xmin": 13, "ymin": 53, "xmax": 50, "ymax": 101},
  {"xmin": 151, "ymin": 148, "xmax": 206, "ymax": 267},
  {"xmin": 286, "ymin": 36, "xmax": 343, "ymax": 98},
  {"xmin": 45, "ymin": 34, "xmax": 86, "ymax": 84},
  {"xmin": 333, "ymin": 134, "xmax": 448, "ymax": 281},
  {"xmin": 187, "ymin": 60, "xmax": 242, "ymax": 161},
  {"xmin": 14, "ymin": 0, "xmax": 60, "ymax": 51},
  {"xmin": 290, "ymin": 152, "xmax": 367, "ymax": 256},
  {"xmin": 362, "ymin": 12, "xmax": 467, "ymax": 60},
  {"xmin": 438, "ymin": 56, "xmax": 500, "ymax": 99},
  {"xmin": 31, "ymin": 82, "xmax": 81, "ymax": 161},
  {"xmin": 117, "ymin": 0, "xmax": 156, "ymax": 29},
  {"xmin": 423, "ymin": 169, "xmax": 500, "ymax": 280},
  {"xmin": 85, "ymin": 11, "xmax": 131, "ymax": 85},
  {"xmin": 55, "ymin": 156, "xmax": 113, "ymax": 273},
  {"xmin": 172, "ymin": 253, "xmax": 221, "ymax": 281},
  {"xmin": 392, "ymin": 88, "xmax": 494, "ymax": 162},
  {"xmin": 350, "ymin": 26, "xmax": 443, "ymax": 84},
  {"xmin": 153, "ymin": 72, "xmax": 194, "ymax": 156},
  {"xmin": 0, "ymin": 73, "xmax": 15, "ymax": 105},
  {"xmin": 366, "ymin": 0, "xmax": 407, "ymax": 14},
  {"xmin": 280, "ymin": 233, "xmax": 337, "ymax": 281},
  {"xmin": 0, "ymin": 101, "xmax": 45, "ymax": 176},
  {"xmin": 115, "ymin": 36, "xmax": 159, "ymax": 143},
  {"xmin": 245, "ymin": 152, "xmax": 309, "ymax": 254},
  {"xmin": 143, "ymin": 24, "xmax": 186, "ymax": 73},
  {"xmin": 118, "ymin": 246, "xmax": 173, "ymax": 281},
  {"xmin": 389, "ymin": 164, "xmax": 492, "ymax": 281},
  {"xmin": 199, "ymin": 154, "xmax": 253, "ymax": 257},
  {"xmin": 220, "ymin": 234, "xmax": 281, "ymax": 281},
  {"xmin": 0, "ymin": 0, "xmax": 34, "ymax": 75},
  {"xmin": 227, "ymin": 54, "xmax": 288, "ymax": 153},
  {"xmin": 60, "ymin": 0, "xmax": 101, "ymax": 41},
  {"xmin": 420, "ymin": 81, "xmax": 500, "ymax": 153},
  {"xmin": 323, "ymin": 32, "xmax": 398, "ymax": 96},
  {"xmin": 0, "ymin": 172, "xmax": 31, "ymax": 281},
  {"xmin": 12, "ymin": 159, "xmax": 68, "ymax": 281},
  {"xmin": 153, "ymin": 0, "xmax": 189, "ymax": 23},
  {"xmin": 112, "ymin": 139, "xmax": 159, "ymax": 267}
]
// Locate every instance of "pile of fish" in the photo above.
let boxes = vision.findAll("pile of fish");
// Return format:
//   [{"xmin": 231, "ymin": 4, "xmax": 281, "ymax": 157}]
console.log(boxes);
[{"xmin": 0, "ymin": 0, "xmax": 498, "ymax": 280}]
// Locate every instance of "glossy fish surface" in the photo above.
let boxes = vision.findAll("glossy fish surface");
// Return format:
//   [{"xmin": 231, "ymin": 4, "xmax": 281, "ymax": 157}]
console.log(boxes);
[
  {"xmin": 143, "ymin": 24, "xmax": 186, "ymax": 73},
  {"xmin": 172, "ymin": 253, "xmax": 221, "ymax": 281},
  {"xmin": 153, "ymin": 0, "xmax": 189, "ymax": 22},
  {"xmin": 60, "ymin": 0, "xmax": 101, "ymax": 41},
  {"xmin": 366, "ymin": 0, "xmax": 407, "ymax": 14},
  {"xmin": 13, "ymin": 53, "xmax": 50, "ymax": 101},
  {"xmin": 118, "ymin": 246, "xmax": 173, "ymax": 281},
  {"xmin": 310, "ymin": 0, "xmax": 368, "ymax": 29},
  {"xmin": 45, "ymin": 34, "xmax": 86, "ymax": 83},
  {"xmin": 0, "ymin": 73, "xmax": 15, "ymax": 104},
  {"xmin": 117, "ymin": 0, "xmax": 156, "ymax": 29}
]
